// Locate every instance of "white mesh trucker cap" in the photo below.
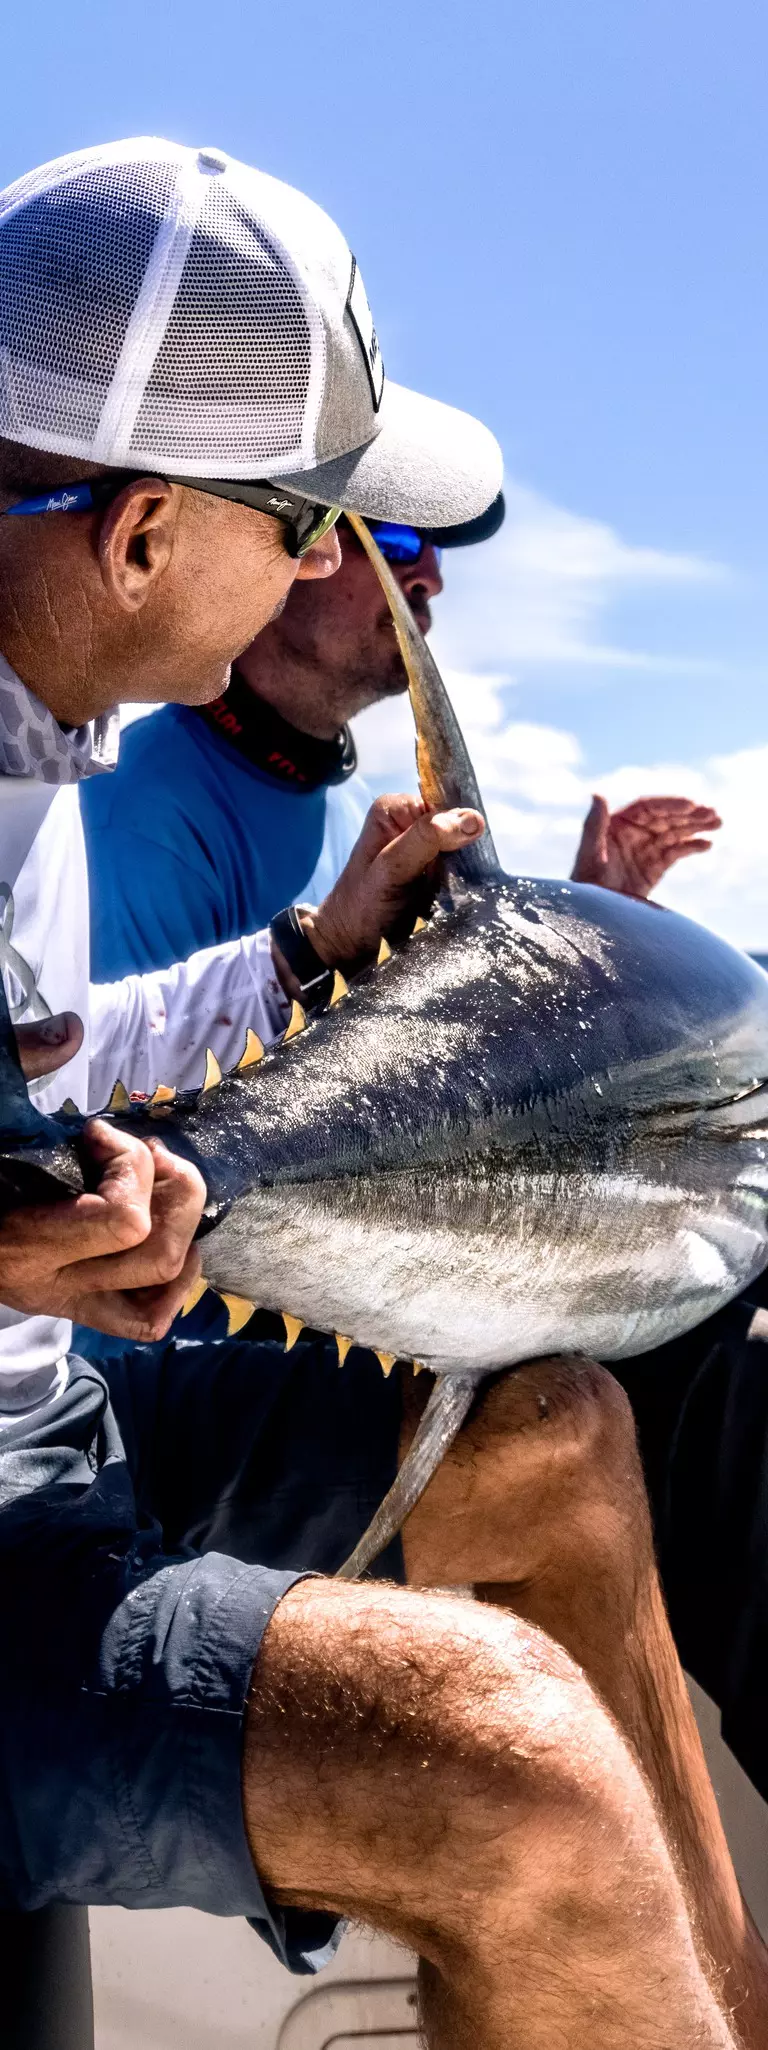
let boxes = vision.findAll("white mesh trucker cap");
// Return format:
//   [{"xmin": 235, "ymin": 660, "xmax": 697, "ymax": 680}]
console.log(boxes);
[{"xmin": 0, "ymin": 136, "xmax": 502, "ymax": 526}]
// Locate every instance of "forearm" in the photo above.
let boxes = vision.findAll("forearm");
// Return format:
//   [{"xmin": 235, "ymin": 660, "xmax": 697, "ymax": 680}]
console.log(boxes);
[{"xmin": 87, "ymin": 929, "xmax": 290, "ymax": 1105}]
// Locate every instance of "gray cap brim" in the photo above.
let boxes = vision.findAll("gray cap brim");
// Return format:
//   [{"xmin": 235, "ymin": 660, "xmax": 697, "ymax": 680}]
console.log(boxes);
[{"xmin": 278, "ymin": 380, "xmax": 503, "ymax": 526}]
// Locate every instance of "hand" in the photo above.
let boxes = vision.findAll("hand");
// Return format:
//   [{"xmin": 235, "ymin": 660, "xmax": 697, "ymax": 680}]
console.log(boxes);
[
  {"xmin": 15, "ymin": 1011, "xmax": 84, "ymax": 1079},
  {"xmin": 571, "ymin": 793, "xmax": 721, "ymax": 899},
  {"xmin": 298, "ymin": 793, "xmax": 484, "ymax": 971},
  {"xmin": 0, "ymin": 1119, "xmax": 206, "ymax": 1341}
]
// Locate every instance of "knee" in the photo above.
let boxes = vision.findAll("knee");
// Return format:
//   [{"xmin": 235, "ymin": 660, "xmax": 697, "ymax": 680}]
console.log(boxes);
[
  {"xmin": 412, "ymin": 1596, "xmax": 675, "ymax": 1946},
  {"xmin": 401, "ymin": 1355, "xmax": 651, "ymax": 1590},
  {"xmin": 246, "ymin": 1580, "xmax": 659, "ymax": 1928},
  {"xmin": 473, "ymin": 1354, "xmax": 640, "ymax": 1485}
]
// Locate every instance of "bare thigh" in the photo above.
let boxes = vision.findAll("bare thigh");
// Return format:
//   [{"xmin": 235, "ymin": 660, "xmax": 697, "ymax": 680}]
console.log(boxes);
[{"xmin": 242, "ymin": 1576, "xmax": 734, "ymax": 2050}]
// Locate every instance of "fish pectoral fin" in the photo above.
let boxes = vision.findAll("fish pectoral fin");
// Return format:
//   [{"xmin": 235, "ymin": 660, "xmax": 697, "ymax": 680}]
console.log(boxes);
[
  {"xmin": 107, "ymin": 1080, "xmax": 131, "ymax": 1113},
  {"xmin": 336, "ymin": 1372, "xmax": 480, "ymax": 1580},
  {"xmin": 220, "ymin": 1292, "xmax": 256, "ymax": 1336},
  {"xmin": 181, "ymin": 1276, "xmax": 208, "ymax": 1317},
  {"xmin": 282, "ymin": 1312, "xmax": 304, "ymax": 1350},
  {"xmin": 238, "ymin": 1028, "xmax": 264, "ymax": 1068},
  {"xmin": 203, "ymin": 1049, "xmax": 222, "ymax": 1091},
  {"xmin": 284, "ymin": 1001, "xmax": 306, "ymax": 1041}
]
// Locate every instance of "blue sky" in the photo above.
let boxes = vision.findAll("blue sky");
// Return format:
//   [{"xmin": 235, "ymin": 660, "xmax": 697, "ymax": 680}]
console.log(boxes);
[{"xmin": 3, "ymin": 0, "xmax": 767, "ymax": 941}]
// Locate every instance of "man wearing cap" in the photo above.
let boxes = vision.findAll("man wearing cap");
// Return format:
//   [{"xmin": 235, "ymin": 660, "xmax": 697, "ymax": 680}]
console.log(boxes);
[
  {"xmin": 78, "ymin": 508, "xmax": 496, "ymax": 980},
  {"xmin": 81, "ymin": 489, "xmax": 718, "ymax": 985},
  {"xmin": 0, "ymin": 135, "xmax": 755, "ymax": 2050}
]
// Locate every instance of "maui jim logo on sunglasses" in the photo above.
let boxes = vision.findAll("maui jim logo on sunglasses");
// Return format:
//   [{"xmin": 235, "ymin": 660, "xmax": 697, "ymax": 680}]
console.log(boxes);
[{"xmin": 2, "ymin": 475, "xmax": 341, "ymax": 559}]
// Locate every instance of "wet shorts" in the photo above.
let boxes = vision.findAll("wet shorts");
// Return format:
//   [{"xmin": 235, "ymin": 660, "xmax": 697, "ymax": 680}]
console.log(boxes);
[
  {"xmin": 615, "ymin": 1264, "xmax": 768, "ymax": 1806},
  {"xmin": 0, "ymin": 1332, "xmax": 403, "ymax": 1972}
]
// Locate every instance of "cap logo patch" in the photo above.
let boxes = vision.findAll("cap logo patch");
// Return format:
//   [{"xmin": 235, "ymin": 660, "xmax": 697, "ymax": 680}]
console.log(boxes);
[{"xmin": 347, "ymin": 258, "xmax": 384, "ymax": 412}]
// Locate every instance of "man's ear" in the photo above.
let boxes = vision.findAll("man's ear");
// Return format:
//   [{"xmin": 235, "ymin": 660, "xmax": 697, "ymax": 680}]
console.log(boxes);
[
  {"xmin": 97, "ymin": 478, "xmax": 182, "ymax": 612},
  {"xmin": 293, "ymin": 525, "xmax": 342, "ymax": 582}
]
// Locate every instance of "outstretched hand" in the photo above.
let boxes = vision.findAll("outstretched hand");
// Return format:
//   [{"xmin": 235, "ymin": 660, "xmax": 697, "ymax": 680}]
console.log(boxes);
[
  {"xmin": 571, "ymin": 794, "xmax": 721, "ymax": 900},
  {"xmin": 304, "ymin": 793, "xmax": 485, "ymax": 969}
]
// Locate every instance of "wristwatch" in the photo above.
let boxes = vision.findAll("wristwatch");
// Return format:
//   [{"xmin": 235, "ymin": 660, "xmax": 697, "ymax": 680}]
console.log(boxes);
[{"xmin": 269, "ymin": 905, "xmax": 335, "ymax": 1016}]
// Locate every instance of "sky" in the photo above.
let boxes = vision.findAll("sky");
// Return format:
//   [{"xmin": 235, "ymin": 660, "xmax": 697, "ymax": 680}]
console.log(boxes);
[{"xmin": 3, "ymin": 0, "xmax": 767, "ymax": 945}]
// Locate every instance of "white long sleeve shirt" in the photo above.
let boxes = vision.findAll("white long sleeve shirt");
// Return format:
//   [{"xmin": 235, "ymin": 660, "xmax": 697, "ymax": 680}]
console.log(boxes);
[{"xmin": 0, "ymin": 666, "xmax": 290, "ymax": 1424}]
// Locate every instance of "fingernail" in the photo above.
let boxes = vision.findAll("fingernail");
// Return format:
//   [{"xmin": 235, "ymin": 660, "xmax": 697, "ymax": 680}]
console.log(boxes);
[
  {"xmin": 39, "ymin": 1018, "xmax": 68, "ymax": 1045},
  {"xmin": 460, "ymin": 813, "xmax": 481, "ymax": 836}
]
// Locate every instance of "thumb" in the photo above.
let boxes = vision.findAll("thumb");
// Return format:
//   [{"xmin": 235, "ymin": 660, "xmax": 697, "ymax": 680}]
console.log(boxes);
[
  {"xmin": 378, "ymin": 806, "xmax": 484, "ymax": 889},
  {"xmin": 571, "ymin": 796, "xmax": 609, "ymax": 882},
  {"xmin": 15, "ymin": 1011, "xmax": 84, "ymax": 1081}
]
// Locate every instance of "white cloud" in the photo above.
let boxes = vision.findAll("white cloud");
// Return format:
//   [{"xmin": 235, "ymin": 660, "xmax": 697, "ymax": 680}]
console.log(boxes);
[
  {"xmin": 429, "ymin": 478, "xmax": 728, "ymax": 676},
  {"xmin": 355, "ymin": 678, "xmax": 768, "ymax": 953},
  {"xmin": 355, "ymin": 478, "xmax": 766, "ymax": 950}
]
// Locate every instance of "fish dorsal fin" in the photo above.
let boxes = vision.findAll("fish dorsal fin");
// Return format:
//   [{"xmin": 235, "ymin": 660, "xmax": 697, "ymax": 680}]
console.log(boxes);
[{"xmin": 348, "ymin": 513, "xmax": 501, "ymax": 883}]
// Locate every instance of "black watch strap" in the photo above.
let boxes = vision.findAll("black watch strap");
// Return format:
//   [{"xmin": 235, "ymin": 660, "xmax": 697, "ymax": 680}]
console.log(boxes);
[{"xmin": 269, "ymin": 905, "xmax": 335, "ymax": 1015}]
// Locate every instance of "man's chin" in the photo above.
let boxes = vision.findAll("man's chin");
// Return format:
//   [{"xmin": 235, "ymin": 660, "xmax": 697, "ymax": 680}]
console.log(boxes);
[
  {"xmin": 376, "ymin": 671, "xmax": 410, "ymax": 700},
  {"xmin": 171, "ymin": 665, "xmax": 232, "ymax": 707}
]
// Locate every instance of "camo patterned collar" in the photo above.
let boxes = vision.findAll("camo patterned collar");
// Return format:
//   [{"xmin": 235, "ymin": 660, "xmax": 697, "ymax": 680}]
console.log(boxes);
[{"xmin": 0, "ymin": 655, "xmax": 119, "ymax": 785}]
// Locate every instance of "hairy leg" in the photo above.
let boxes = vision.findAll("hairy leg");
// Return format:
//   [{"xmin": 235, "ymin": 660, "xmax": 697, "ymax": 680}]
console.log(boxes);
[
  {"xmin": 399, "ymin": 1360, "xmax": 768, "ymax": 2047},
  {"xmin": 244, "ymin": 1578, "xmax": 733, "ymax": 2049}
]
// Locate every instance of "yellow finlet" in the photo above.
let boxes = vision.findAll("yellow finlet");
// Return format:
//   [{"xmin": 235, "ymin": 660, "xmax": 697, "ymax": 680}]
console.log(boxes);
[
  {"xmin": 376, "ymin": 1350, "xmax": 397, "ymax": 1378},
  {"xmin": 412, "ymin": 1360, "xmax": 426, "ymax": 1376},
  {"xmin": 377, "ymin": 936, "xmax": 392, "ymax": 964},
  {"xmin": 412, "ymin": 915, "xmax": 427, "ymax": 933},
  {"xmin": 107, "ymin": 1080, "xmax": 131, "ymax": 1114},
  {"xmin": 284, "ymin": 1001, "xmax": 306, "ymax": 1041},
  {"xmin": 220, "ymin": 1292, "xmax": 256, "ymax": 1336},
  {"xmin": 282, "ymin": 1312, "xmax": 304, "ymax": 1351},
  {"xmin": 335, "ymin": 1333, "xmax": 353, "ymax": 1367},
  {"xmin": 238, "ymin": 1028, "xmax": 264, "ymax": 1068},
  {"xmin": 330, "ymin": 969, "xmax": 349, "ymax": 1005},
  {"xmin": 203, "ymin": 1048, "xmax": 222, "ymax": 1092},
  {"xmin": 181, "ymin": 1276, "xmax": 208, "ymax": 1317},
  {"xmin": 149, "ymin": 1083, "xmax": 176, "ymax": 1105}
]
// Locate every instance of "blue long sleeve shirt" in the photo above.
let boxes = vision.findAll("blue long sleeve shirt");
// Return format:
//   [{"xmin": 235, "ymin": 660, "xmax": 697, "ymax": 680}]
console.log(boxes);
[{"xmin": 81, "ymin": 703, "xmax": 370, "ymax": 981}]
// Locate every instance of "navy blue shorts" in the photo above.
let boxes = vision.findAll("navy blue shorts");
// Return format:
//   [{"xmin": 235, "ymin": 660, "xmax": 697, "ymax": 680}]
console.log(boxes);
[{"xmin": 0, "ymin": 1332, "xmax": 403, "ymax": 1973}]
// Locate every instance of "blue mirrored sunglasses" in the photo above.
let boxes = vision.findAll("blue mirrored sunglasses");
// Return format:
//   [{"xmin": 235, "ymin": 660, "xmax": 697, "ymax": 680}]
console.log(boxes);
[{"xmin": 367, "ymin": 520, "xmax": 441, "ymax": 567}]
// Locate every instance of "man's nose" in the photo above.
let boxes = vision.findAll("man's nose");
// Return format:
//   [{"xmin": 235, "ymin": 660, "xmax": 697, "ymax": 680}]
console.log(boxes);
[{"xmin": 397, "ymin": 543, "xmax": 444, "ymax": 602}]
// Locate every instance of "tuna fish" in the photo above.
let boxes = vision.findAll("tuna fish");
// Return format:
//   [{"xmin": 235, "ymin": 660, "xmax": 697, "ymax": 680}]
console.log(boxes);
[{"xmin": 0, "ymin": 515, "xmax": 767, "ymax": 1574}]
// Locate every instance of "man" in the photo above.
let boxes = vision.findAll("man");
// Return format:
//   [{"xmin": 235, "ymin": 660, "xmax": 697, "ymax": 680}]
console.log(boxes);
[
  {"xmin": 82, "ymin": 498, "xmax": 720, "ymax": 981},
  {"xmin": 0, "ymin": 133, "xmax": 750, "ymax": 2050},
  {"xmin": 80, "ymin": 500, "xmax": 501, "ymax": 976}
]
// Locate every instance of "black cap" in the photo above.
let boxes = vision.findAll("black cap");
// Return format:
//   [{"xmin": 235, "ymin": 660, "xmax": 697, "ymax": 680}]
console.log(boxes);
[{"xmin": 419, "ymin": 490, "xmax": 505, "ymax": 550}]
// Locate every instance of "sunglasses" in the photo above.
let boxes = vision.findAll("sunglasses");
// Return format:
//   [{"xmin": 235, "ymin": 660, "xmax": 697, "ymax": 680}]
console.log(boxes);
[
  {"xmin": 366, "ymin": 520, "xmax": 442, "ymax": 568},
  {"xmin": 1, "ymin": 473, "xmax": 341, "ymax": 559}
]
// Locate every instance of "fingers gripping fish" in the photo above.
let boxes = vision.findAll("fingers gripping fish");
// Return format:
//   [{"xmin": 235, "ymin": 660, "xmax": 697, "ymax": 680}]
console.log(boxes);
[{"xmin": 0, "ymin": 525, "xmax": 767, "ymax": 1579}]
